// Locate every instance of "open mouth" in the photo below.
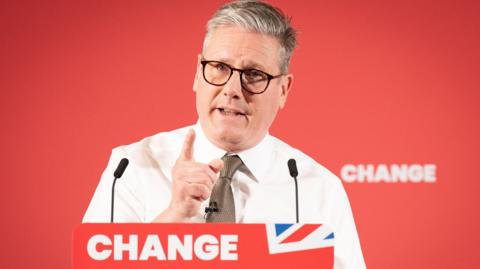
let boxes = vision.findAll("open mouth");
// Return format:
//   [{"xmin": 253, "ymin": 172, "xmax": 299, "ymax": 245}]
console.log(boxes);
[{"xmin": 217, "ymin": 108, "xmax": 246, "ymax": 116}]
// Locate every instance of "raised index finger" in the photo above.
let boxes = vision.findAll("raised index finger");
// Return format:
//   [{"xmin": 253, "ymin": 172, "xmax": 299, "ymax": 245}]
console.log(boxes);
[{"xmin": 178, "ymin": 129, "xmax": 196, "ymax": 161}]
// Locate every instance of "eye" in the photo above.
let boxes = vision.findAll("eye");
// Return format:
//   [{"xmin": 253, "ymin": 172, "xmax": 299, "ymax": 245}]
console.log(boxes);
[
  {"xmin": 243, "ymin": 69, "xmax": 267, "ymax": 83},
  {"xmin": 210, "ymin": 62, "xmax": 229, "ymax": 72}
]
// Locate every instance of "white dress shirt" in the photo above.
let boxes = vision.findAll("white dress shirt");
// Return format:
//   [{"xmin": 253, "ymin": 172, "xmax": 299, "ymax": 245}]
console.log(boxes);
[{"xmin": 83, "ymin": 122, "xmax": 366, "ymax": 269}]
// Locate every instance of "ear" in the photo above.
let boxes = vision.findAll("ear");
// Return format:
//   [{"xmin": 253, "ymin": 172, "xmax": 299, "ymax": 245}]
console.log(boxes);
[
  {"xmin": 192, "ymin": 54, "xmax": 203, "ymax": 92},
  {"xmin": 278, "ymin": 73, "xmax": 293, "ymax": 109}
]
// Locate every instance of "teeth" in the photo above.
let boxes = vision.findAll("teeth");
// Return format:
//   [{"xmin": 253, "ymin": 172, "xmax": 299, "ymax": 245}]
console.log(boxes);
[{"xmin": 218, "ymin": 108, "xmax": 243, "ymax": 116}]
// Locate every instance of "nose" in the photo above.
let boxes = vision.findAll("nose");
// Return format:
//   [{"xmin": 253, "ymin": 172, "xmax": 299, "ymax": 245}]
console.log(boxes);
[{"xmin": 221, "ymin": 70, "xmax": 243, "ymax": 99}]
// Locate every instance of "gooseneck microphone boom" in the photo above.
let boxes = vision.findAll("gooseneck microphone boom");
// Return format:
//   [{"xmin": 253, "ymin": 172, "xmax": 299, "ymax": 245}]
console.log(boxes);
[
  {"xmin": 111, "ymin": 158, "xmax": 129, "ymax": 223},
  {"xmin": 288, "ymin": 159, "xmax": 299, "ymax": 223}
]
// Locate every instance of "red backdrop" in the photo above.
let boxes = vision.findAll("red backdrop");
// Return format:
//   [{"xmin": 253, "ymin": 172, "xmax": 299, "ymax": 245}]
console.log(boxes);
[{"xmin": 1, "ymin": 0, "xmax": 479, "ymax": 268}]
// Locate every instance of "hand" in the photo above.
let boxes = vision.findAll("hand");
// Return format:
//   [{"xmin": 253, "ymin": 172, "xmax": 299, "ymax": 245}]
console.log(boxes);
[{"xmin": 153, "ymin": 129, "xmax": 224, "ymax": 222}]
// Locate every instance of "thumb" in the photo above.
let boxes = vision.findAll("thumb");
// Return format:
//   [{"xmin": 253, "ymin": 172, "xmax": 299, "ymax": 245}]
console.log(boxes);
[
  {"xmin": 208, "ymin": 159, "xmax": 224, "ymax": 173},
  {"xmin": 178, "ymin": 129, "xmax": 196, "ymax": 161}
]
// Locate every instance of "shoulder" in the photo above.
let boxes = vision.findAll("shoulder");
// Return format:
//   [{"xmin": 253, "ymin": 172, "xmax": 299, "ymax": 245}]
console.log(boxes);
[
  {"xmin": 110, "ymin": 124, "xmax": 192, "ymax": 168},
  {"xmin": 270, "ymin": 135, "xmax": 343, "ymax": 187}
]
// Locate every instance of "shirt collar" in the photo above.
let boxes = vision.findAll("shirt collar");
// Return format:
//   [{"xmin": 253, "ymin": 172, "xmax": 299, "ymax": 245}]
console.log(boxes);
[{"xmin": 193, "ymin": 121, "xmax": 274, "ymax": 182}]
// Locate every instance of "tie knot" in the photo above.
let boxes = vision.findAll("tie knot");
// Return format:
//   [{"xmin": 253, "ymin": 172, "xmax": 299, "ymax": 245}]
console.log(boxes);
[{"xmin": 220, "ymin": 155, "xmax": 243, "ymax": 179}]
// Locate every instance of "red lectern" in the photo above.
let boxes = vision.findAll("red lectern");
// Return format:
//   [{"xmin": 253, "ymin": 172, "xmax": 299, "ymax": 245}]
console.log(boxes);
[{"xmin": 73, "ymin": 223, "xmax": 334, "ymax": 269}]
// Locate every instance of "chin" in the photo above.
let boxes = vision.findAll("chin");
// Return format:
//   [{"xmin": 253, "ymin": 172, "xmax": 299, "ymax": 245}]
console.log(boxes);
[
  {"xmin": 212, "ymin": 127, "xmax": 246, "ymax": 151},
  {"xmin": 217, "ymin": 128, "xmax": 243, "ymax": 143}
]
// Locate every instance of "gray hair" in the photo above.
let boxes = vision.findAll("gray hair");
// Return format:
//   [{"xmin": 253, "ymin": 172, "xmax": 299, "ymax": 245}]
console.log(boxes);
[{"xmin": 203, "ymin": 0, "xmax": 297, "ymax": 73}]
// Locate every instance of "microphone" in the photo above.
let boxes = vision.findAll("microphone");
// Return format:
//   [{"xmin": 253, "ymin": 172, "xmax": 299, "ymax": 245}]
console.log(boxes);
[
  {"xmin": 111, "ymin": 158, "xmax": 129, "ymax": 223},
  {"xmin": 288, "ymin": 159, "xmax": 298, "ymax": 178},
  {"xmin": 204, "ymin": 201, "xmax": 219, "ymax": 219},
  {"xmin": 288, "ymin": 159, "xmax": 299, "ymax": 223},
  {"xmin": 114, "ymin": 158, "xmax": 129, "ymax": 178}
]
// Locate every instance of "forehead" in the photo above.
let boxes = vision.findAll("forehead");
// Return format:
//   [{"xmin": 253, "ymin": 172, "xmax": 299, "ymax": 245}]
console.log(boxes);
[{"xmin": 203, "ymin": 26, "xmax": 281, "ymax": 72}]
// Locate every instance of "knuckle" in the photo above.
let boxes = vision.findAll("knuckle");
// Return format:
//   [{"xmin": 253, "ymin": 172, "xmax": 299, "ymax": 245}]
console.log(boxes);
[
  {"xmin": 192, "ymin": 184, "xmax": 202, "ymax": 193},
  {"xmin": 201, "ymin": 165, "xmax": 211, "ymax": 174},
  {"xmin": 195, "ymin": 176, "xmax": 207, "ymax": 185}
]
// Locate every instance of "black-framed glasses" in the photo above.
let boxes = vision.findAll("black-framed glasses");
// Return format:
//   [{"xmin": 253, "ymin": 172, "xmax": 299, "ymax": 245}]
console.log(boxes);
[{"xmin": 200, "ymin": 60, "xmax": 284, "ymax": 94}]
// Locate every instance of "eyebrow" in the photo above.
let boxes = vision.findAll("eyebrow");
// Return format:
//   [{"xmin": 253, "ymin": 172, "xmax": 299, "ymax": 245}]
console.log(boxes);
[
  {"xmin": 212, "ymin": 57, "xmax": 267, "ymax": 72},
  {"xmin": 243, "ymin": 62, "xmax": 267, "ymax": 71}
]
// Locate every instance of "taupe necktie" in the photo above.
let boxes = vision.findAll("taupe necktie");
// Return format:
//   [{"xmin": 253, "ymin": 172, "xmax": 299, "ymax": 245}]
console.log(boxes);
[{"xmin": 206, "ymin": 155, "xmax": 243, "ymax": 223}]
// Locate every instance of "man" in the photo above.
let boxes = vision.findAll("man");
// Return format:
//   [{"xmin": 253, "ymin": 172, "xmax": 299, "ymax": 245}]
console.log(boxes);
[{"xmin": 83, "ymin": 1, "xmax": 366, "ymax": 268}]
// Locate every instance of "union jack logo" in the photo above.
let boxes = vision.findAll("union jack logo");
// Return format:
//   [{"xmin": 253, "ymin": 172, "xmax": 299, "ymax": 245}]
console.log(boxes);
[{"xmin": 265, "ymin": 224, "xmax": 334, "ymax": 254}]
